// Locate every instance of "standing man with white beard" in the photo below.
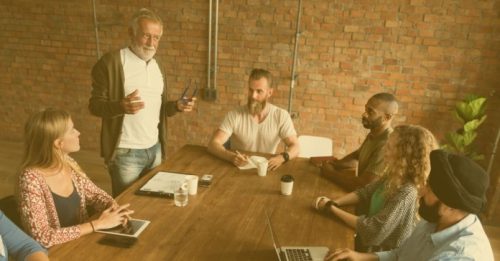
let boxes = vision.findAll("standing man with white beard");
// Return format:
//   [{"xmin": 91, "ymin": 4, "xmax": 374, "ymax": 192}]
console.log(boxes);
[
  {"xmin": 208, "ymin": 68, "xmax": 299, "ymax": 171},
  {"xmin": 89, "ymin": 8, "xmax": 196, "ymax": 197}
]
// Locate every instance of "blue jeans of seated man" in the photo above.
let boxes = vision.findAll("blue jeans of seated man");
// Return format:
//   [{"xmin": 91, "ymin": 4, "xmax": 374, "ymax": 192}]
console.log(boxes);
[{"xmin": 108, "ymin": 143, "xmax": 162, "ymax": 197}]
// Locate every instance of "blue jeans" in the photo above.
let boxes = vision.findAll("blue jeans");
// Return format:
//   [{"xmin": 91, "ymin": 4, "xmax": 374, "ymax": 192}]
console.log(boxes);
[{"xmin": 108, "ymin": 143, "xmax": 162, "ymax": 197}]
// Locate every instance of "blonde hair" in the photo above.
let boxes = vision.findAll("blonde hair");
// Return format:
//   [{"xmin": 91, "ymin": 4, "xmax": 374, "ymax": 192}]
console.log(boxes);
[
  {"xmin": 20, "ymin": 108, "xmax": 86, "ymax": 176},
  {"xmin": 383, "ymin": 125, "xmax": 438, "ymax": 197},
  {"xmin": 21, "ymin": 108, "xmax": 70, "ymax": 170}
]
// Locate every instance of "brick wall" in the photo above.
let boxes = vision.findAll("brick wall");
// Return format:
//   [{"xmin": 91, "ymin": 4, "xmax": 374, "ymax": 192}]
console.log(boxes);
[{"xmin": 1, "ymin": 0, "xmax": 499, "ymax": 213}]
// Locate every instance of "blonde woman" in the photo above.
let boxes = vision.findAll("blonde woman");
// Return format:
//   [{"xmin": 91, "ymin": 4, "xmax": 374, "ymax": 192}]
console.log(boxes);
[
  {"xmin": 17, "ymin": 108, "xmax": 133, "ymax": 248},
  {"xmin": 314, "ymin": 125, "xmax": 438, "ymax": 251}
]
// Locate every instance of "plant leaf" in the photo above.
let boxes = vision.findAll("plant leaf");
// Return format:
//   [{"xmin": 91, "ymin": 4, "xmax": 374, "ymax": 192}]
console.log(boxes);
[
  {"xmin": 462, "ymin": 132, "xmax": 477, "ymax": 147},
  {"xmin": 455, "ymin": 101, "xmax": 468, "ymax": 120},
  {"xmin": 447, "ymin": 133, "xmax": 465, "ymax": 153},
  {"xmin": 453, "ymin": 111, "xmax": 465, "ymax": 124},
  {"xmin": 467, "ymin": 97, "xmax": 487, "ymax": 120},
  {"xmin": 464, "ymin": 119, "xmax": 481, "ymax": 132}
]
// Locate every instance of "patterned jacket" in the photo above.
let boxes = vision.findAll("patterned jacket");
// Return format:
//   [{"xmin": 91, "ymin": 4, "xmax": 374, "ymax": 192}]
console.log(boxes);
[
  {"xmin": 17, "ymin": 158, "xmax": 115, "ymax": 248},
  {"xmin": 355, "ymin": 179, "xmax": 418, "ymax": 251}
]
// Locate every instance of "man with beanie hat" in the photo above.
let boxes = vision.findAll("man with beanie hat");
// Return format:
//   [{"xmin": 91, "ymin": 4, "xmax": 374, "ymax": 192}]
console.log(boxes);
[{"xmin": 323, "ymin": 150, "xmax": 493, "ymax": 261}]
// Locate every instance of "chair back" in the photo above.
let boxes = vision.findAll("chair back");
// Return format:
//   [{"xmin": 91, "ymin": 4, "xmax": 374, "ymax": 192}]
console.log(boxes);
[
  {"xmin": 0, "ymin": 195, "xmax": 21, "ymax": 227},
  {"xmin": 298, "ymin": 135, "xmax": 333, "ymax": 158}
]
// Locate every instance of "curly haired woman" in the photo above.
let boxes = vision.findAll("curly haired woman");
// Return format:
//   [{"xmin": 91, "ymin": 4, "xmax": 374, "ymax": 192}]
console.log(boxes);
[
  {"xmin": 17, "ymin": 108, "xmax": 133, "ymax": 248},
  {"xmin": 313, "ymin": 125, "xmax": 438, "ymax": 252}
]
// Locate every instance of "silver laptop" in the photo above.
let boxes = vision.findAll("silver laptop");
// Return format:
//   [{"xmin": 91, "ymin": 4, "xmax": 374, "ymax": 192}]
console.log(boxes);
[{"xmin": 265, "ymin": 212, "xmax": 329, "ymax": 261}]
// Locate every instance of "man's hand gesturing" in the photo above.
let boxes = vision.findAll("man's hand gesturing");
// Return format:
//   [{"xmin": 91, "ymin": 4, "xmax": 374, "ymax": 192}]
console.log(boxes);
[{"xmin": 121, "ymin": 89, "xmax": 145, "ymax": 114}]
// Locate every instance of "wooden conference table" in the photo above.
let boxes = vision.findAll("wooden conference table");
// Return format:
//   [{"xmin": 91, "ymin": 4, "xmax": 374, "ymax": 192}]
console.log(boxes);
[{"xmin": 50, "ymin": 145, "xmax": 354, "ymax": 260}]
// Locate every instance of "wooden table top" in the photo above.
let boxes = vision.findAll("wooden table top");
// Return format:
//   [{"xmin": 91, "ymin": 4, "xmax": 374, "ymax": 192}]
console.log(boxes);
[{"xmin": 49, "ymin": 145, "xmax": 354, "ymax": 261}]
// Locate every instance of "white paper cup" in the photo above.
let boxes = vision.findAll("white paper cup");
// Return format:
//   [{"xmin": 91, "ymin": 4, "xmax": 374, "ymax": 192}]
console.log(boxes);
[
  {"xmin": 256, "ymin": 159, "xmax": 269, "ymax": 177},
  {"xmin": 281, "ymin": 181, "xmax": 293, "ymax": 195},
  {"xmin": 280, "ymin": 175, "xmax": 294, "ymax": 195},
  {"xmin": 186, "ymin": 176, "xmax": 199, "ymax": 195}
]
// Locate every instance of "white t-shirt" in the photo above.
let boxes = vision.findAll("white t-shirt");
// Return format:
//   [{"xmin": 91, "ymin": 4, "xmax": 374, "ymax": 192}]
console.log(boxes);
[
  {"xmin": 118, "ymin": 47, "xmax": 163, "ymax": 149},
  {"xmin": 219, "ymin": 104, "xmax": 297, "ymax": 154}
]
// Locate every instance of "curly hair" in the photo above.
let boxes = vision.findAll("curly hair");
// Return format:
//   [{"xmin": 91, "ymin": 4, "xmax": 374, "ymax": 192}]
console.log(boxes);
[{"xmin": 382, "ymin": 125, "xmax": 438, "ymax": 198}]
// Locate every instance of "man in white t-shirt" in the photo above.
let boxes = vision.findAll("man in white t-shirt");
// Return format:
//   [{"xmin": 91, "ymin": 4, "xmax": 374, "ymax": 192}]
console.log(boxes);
[
  {"xmin": 89, "ymin": 8, "xmax": 195, "ymax": 196},
  {"xmin": 208, "ymin": 69, "xmax": 299, "ymax": 171}
]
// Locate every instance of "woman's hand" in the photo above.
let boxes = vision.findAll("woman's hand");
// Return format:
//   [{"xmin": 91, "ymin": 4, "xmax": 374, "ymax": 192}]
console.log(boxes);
[
  {"xmin": 93, "ymin": 203, "xmax": 134, "ymax": 230},
  {"xmin": 324, "ymin": 248, "xmax": 377, "ymax": 261},
  {"xmin": 314, "ymin": 196, "xmax": 331, "ymax": 210}
]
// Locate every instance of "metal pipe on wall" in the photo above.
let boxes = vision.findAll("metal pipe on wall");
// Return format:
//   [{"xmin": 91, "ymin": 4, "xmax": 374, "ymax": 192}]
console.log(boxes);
[
  {"xmin": 485, "ymin": 127, "xmax": 500, "ymax": 219},
  {"xmin": 288, "ymin": 0, "xmax": 303, "ymax": 115},
  {"xmin": 213, "ymin": 0, "xmax": 219, "ymax": 91},
  {"xmin": 208, "ymin": 0, "xmax": 213, "ymax": 90},
  {"xmin": 486, "ymin": 127, "xmax": 500, "ymax": 180},
  {"xmin": 92, "ymin": 0, "xmax": 101, "ymax": 59},
  {"xmin": 205, "ymin": 0, "xmax": 219, "ymax": 101}
]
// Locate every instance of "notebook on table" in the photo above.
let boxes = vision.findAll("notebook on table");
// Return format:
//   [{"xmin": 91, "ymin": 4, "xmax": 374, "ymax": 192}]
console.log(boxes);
[{"xmin": 265, "ymin": 212, "xmax": 329, "ymax": 261}]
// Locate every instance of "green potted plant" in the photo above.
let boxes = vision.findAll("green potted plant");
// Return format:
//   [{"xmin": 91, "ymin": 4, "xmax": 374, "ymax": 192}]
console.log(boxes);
[{"xmin": 442, "ymin": 94, "xmax": 487, "ymax": 161}]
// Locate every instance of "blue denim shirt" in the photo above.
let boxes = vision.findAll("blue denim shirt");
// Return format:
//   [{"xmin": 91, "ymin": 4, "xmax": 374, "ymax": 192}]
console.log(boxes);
[
  {"xmin": 376, "ymin": 214, "xmax": 493, "ymax": 261},
  {"xmin": 0, "ymin": 211, "xmax": 46, "ymax": 261}
]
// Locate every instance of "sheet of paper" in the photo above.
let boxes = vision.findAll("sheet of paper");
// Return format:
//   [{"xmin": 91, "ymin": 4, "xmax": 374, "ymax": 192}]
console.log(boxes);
[{"xmin": 237, "ymin": 156, "xmax": 267, "ymax": 170}]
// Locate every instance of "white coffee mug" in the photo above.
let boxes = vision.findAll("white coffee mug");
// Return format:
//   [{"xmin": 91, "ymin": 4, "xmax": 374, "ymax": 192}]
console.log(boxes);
[{"xmin": 186, "ymin": 176, "xmax": 199, "ymax": 195}]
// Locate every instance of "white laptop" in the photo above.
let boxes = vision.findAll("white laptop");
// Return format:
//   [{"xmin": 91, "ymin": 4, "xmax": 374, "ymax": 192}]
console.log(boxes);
[
  {"xmin": 265, "ymin": 212, "xmax": 329, "ymax": 261},
  {"xmin": 137, "ymin": 171, "xmax": 196, "ymax": 197}
]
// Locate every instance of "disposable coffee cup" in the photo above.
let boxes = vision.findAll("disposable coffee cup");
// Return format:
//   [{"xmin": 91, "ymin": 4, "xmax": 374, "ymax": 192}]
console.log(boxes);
[
  {"xmin": 186, "ymin": 176, "xmax": 199, "ymax": 195},
  {"xmin": 280, "ymin": 175, "xmax": 294, "ymax": 195},
  {"xmin": 256, "ymin": 159, "xmax": 269, "ymax": 177}
]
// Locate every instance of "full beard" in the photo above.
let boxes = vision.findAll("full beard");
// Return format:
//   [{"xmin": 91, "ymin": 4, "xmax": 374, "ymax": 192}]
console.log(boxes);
[
  {"xmin": 362, "ymin": 116, "xmax": 383, "ymax": 130},
  {"xmin": 248, "ymin": 98, "xmax": 266, "ymax": 115},
  {"xmin": 130, "ymin": 43, "xmax": 156, "ymax": 61},
  {"xmin": 418, "ymin": 197, "xmax": 441, "ymax": 223}
]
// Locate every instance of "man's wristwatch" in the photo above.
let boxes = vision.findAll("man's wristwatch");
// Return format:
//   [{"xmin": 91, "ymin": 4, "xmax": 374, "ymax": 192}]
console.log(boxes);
[{"xmin": 281, "ymin": 152, "xmax": 290, "ymax": 163}]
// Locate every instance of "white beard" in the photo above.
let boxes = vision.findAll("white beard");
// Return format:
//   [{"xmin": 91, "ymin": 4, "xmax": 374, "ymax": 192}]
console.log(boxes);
[{"xmin": 130, "ymin": 43, "xmax": 156, "ymax": 61}]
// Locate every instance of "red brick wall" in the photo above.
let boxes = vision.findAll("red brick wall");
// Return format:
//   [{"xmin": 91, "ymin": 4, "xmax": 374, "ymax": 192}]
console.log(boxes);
[{"xmin": 1, "ymin": 0, "xmax": 499, "ymax": 213}]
